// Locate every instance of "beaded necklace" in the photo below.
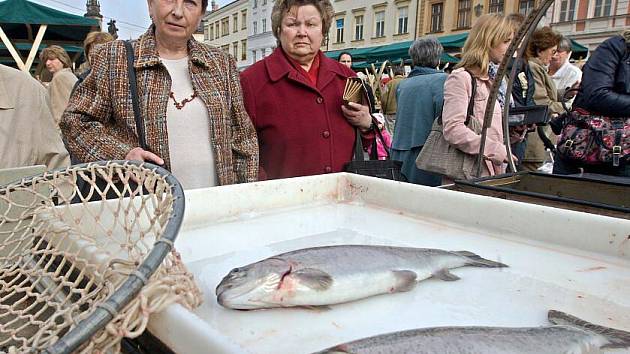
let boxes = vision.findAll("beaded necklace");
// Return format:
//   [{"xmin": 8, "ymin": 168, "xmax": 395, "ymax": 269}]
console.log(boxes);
[{"xmin": 169, "ymin": 90, "xmax": 198, "ymax": 110}]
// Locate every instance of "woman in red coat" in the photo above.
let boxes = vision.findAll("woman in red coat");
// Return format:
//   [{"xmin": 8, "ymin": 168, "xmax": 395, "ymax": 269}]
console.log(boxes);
[{"xmin": 240, "ymin": 0, "xmax": 374, "ymax": 180}]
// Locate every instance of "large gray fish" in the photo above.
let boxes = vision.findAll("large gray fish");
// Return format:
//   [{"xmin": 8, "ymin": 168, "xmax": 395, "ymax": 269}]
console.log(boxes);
[
  {"xmin": 215, "ymin": 245, "xmax": 507, "ymax": 310},
  {"xmin": 314, "ymin": 310, "xmax": 630, "ymax": 354}
]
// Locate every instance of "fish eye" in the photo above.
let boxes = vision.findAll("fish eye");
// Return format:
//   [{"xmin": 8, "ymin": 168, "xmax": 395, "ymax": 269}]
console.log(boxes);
[{"xmin": 231, "ymin": 267, "xmax": 240, "ymax": 273}]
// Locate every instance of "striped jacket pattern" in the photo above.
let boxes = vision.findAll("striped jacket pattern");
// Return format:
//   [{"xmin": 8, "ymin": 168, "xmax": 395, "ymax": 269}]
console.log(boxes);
[{"xmin": 61, "ymin": 27, "xmax": 258, "ymax": 185}]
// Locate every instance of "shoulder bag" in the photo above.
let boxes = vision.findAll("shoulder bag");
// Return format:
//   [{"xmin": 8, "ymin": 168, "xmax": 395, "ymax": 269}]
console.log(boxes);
[{"xmin": 415, "ymin": 70, "xmax": 481, "ymax": 180}]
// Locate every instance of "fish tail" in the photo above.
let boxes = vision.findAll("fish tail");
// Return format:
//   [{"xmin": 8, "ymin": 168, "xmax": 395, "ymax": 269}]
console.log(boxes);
[
  {"xmin": 452, "ymin": 251, "xmax": 508, "ymax": 268},
  {"xmin": 548, "ymin": 310, "xmax": 630, "ymax": 349}
]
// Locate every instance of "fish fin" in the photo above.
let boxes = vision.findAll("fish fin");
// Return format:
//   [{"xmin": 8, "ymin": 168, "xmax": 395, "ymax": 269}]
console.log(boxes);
[
  {"xmin": 548, "ymin": 310, "xmax": 630, "ymax": 349},
  {"xmin": 314, "ymin": 345, "xmax": 352, "ymax": 354},
  {"xmin": 299, "ymin": 305, "xmax": 333, "ymax": 312},
  {"xmin": 290, "ymin": 268, "xmax": 333, "ymax": 291},
  {"xmin": 433, "ymin": 268, "xmax": 460, "ymax": 281},
  {"xmin": 453, "ymin": 251, "xmax": 508, "ymax": 268},
  {"xmin": 391, "ymin": 270, "xmax": 417, "ymax": 292}
]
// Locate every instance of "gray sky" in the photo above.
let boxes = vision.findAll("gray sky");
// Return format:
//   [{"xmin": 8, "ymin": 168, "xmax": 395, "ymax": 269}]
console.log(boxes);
[{"xmin": 32, "ymin": 0, "xmax": 229, "ymax": 39}]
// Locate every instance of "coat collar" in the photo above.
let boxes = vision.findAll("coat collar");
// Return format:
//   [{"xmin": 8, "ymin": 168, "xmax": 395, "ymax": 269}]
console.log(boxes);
[
  {"xmin": 134, "ymin": 26, "xmax": 210, "ymax": 69},
  {"xmin": 0, "ymin": 66, "xmax": 14, "ymax": 109},
  {"xmin": 409, "ymin": 66, "xmax": 442, "ymax": 78},
  {"xmin": 265, "ymin": 47, "xmax": 349, "ymax": 89}
]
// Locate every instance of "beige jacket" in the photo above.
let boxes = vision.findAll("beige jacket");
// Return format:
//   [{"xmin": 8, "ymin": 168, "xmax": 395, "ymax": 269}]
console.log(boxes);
[
  {"xmin": 48, "ymin": 68, "xmax": 78, "ymax": 126},
  {"xmin": 0, "ymin": 64, "xmax": 70, "ymax": 170},
  {"xmin": 524, "ymin": 58, "xmax": 562, "ymax": 163},
  {"xmin": 380, "ymin": 75, "xmax": 404, "ymax": 115}
]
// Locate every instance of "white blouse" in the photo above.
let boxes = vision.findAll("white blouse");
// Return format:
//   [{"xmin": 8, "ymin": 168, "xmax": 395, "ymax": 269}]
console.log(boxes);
[{"xmin": 161, "ymin": 57, "xmax": 217, "ymax": 189}]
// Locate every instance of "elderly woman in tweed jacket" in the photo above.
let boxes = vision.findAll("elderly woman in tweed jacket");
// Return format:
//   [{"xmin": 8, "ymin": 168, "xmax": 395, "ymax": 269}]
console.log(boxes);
[{"xmin": 61, "ymin": 0, "xmax": 258, "ymax": 189}]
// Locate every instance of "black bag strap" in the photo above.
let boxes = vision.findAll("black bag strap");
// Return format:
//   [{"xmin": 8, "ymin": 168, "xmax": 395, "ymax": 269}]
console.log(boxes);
[
  {"xmin": 352, "ymin": 118, "xmax": 392, "ymax": 162},
  {"xmin": 463, "ymin": 69, "xmax": 477, "ymax": 126},
  {"xmin": 438, "ymin": 69, "xmax": 476, "ymax": 125},
  {"xmin": 124, "ymin": 40, "xmax": 147, "ymax": 151}
]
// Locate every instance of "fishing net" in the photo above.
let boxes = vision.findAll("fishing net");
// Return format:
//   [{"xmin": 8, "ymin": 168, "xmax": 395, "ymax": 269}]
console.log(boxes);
[{"xmin": 0, "ymin": 161, "xmax": 201, "ymax": 354}]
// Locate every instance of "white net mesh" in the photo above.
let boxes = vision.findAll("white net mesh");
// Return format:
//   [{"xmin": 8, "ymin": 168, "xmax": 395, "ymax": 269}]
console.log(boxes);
[{"xmin": 0, "ymin": 161, "xmax": 201, "ymax": 353}]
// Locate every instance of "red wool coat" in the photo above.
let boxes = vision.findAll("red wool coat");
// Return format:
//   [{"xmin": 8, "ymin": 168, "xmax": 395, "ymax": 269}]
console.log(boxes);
[{"xmin": 240, "ymin": 48, "xmax": 368, "ymax": 180}]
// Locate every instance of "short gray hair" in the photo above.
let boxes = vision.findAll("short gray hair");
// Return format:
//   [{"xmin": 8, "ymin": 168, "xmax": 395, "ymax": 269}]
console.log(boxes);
[
  {"xmin": 557, "ymin": 36, "xmax": 572, "ymax": 52},
  {"xmin": 409, "ymin": 37, "xmax": 443, "ymax": 68}
]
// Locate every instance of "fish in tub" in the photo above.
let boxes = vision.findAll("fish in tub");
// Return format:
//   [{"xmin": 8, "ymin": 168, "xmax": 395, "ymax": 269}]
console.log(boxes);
[
  {"xmin": 215, "ymin": 245, "xmax": 507, "ymax": 310},
  {"xmin": 313, "ymin": 310, "xmax": 630, "ymax": 354}
]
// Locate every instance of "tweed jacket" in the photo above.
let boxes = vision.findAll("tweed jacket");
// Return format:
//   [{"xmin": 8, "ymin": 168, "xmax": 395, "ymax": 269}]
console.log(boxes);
[
  {"xmin": 61, "ymin": 28, "xmax": 258, "ymax": 185},
  {"xmin": 0, "ymin": 64, "xmax": 69, "ymax": 170}
]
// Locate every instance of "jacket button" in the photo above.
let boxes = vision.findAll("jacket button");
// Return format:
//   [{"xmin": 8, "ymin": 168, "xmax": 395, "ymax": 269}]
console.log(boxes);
[
  {"xmin": 324, "ymin": 166, "xmax": 332, "ymax": 173},
  {"xmin": 316, "ymin": 97, "xmax": 324, "ymax": 104},
  {"xmin": 322, "ymin": 130, "xmax": 330, "ymax": 138}
]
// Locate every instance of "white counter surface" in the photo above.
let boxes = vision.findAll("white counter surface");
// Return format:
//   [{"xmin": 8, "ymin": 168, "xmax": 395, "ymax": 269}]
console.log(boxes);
[{"xmin": 147, "ymin": 173, "xmax": 630, "ymax": 354}]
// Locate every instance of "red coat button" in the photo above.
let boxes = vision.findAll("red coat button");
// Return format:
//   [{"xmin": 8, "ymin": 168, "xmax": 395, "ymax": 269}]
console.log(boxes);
[
  {"xmin": 322, "ymin": 131, "xmax": 330, "ymax": 138},
  {"xmin": 316, "ymin": 97, "xmax": 324, "ymax": 104},
  {"xmin": 324, "ymin": 166, "xmax": 332, "ymax": 173}
]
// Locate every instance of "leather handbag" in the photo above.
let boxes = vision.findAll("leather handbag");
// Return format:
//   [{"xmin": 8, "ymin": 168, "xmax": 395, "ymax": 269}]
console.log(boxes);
[
  {"xmin": 343, "ymin": 123, "xmax": 405, "ymax": 181},
  {"xmin": 415, "ymin": 70, "xmax": 481, "ymax": 180}
]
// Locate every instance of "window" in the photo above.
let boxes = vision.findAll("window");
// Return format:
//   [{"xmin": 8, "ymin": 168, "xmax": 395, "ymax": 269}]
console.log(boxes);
[
  {"xmin": 336, "ymin": 18, "xmax": 345, "ymax": 43},
  {"xmin": 233, "ymin": 14, "xmax": 238, "ymax": 33},
  {"xmin": 375, "ymin": 11, "xmax": 385, "ymax": 37},
  {"xmin": 489, "ymin": 0, "xmax": 504, "ymax": 14},
  {"xmin": 354, "ymin": 15, "xmax": 364, "ymax": 40},
  {"xmin": 253, "ymin": 21, "xmax": 257, "ymax": 35},
  {"xmin": 397, "ymin": 7, "xmax": 408, "ymax": 34},
  {"xmin": 208, "ymin": 24, "xmax": 214, "ymax": 41},
  {"xmin": 252, "ymin": 50, "xmax": 257, "ymax": 62},
  {"xmin": 241, "ymin": 11, "xmax": 247, "ymax": 30},
  {"xmin": 221, "ymin": 17, "xmax": 229, "ymax": 36},
  {"xmin": 262, "ymin": 18, "xmax": 267, "ymax": 32},
  {"xmin": 214, "ymin": 21, "xmax": 220, "ymax": 39},
  {"xmin": 262, "ymin": 0, "xmax": 267, "ymax": 5},
  {"xmin": 221, "ymin": 44, "xmax": 229, "ymax": 53},
  {"xmin": 233, "ymin": 42, "xmax": 238, "ymax": 58},
  {"xmin": 594, "ymin": 0, "xmax": 612, "ymax": 17},
  {"xmin": 430, "ymin": 3, "xmax": 443, "ymax": 33},
  {"xmin": 457, "ymin": 0, "xmax": 471, "ymax": 28},
  {"xmin": 559, "ymin": 0, "xmax": 576, "ymax": 22},
  {"xmin": 518, "ymin": 0, "xmax": 535, "ymax": 15},
  {"xmin": 253, "ymin": 0, "xmax": 257, "ymax": 8},
  {"xmin": 262, "ymin": 48, "xmax": 267, "ymax": 58},
  {"xmin": 241, "ymin": 40, "xmax": 247, "ymax": 61}
]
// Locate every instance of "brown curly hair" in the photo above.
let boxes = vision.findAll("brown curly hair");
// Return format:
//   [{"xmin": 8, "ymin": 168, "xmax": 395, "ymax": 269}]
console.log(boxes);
[
  {"xmin": 271, "ymin": 0, "xmax": 334, "ymax": 46},
  {"xmin": 526, "ymin": 26, "xmax": 561, "ymax": 60}
]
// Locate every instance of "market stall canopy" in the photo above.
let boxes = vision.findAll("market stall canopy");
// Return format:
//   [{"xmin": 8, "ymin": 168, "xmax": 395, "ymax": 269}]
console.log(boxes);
[
  {"xmin": 0, "ymin": 0, "xmax": 99, "ymax": 72},
  {"xmin": 325, "ymin": 31, "xmax": 588, "ymax": 70}
]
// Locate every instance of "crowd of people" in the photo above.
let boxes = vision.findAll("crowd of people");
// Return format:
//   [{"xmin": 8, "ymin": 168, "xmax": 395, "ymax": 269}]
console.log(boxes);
[{"xmin": 1, "ymin": 0, "xmax": 628, "ymax": 189}]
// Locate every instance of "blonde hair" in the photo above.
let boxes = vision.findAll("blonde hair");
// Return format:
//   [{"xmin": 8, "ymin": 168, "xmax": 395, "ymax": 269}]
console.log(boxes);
[
  {"xmin": 456, "ymin": 14, "xmax": 513, "ymax": 76},
  {"xmin": 84, "ymin": 31, "xmax": 114, "ymax": 60},
  {"xmin": 39, "ymin": 45, "xmax": 72, "ymax": 69}
]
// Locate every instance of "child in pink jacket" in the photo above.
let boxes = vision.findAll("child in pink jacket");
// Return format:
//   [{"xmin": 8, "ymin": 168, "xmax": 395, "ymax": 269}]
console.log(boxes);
[{"xmin": 368, "ymin": 113, "xmax": 393, "ymax": 160}]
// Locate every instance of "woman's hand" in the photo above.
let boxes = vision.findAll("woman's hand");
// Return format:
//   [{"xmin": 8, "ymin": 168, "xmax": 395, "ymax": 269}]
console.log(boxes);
[
  {"xmin": 125, "ymin": 147, "xmax": 164, "ymax": 165},
  {"xmin": 341, "ymin": 102, "xmax": 372, "ymax": 131}
]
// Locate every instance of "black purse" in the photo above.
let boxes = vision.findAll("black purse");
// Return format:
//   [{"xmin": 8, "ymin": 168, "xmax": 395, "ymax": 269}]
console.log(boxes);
[{"xmin": 343, "ymin": 123, "xmax": 405, "ymax": 181}]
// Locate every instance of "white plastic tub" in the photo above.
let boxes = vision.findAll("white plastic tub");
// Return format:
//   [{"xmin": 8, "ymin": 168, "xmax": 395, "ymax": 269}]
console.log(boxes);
[{"xmin": 148, "ymin": 173, "xmax": 630, "ymax": 354}]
